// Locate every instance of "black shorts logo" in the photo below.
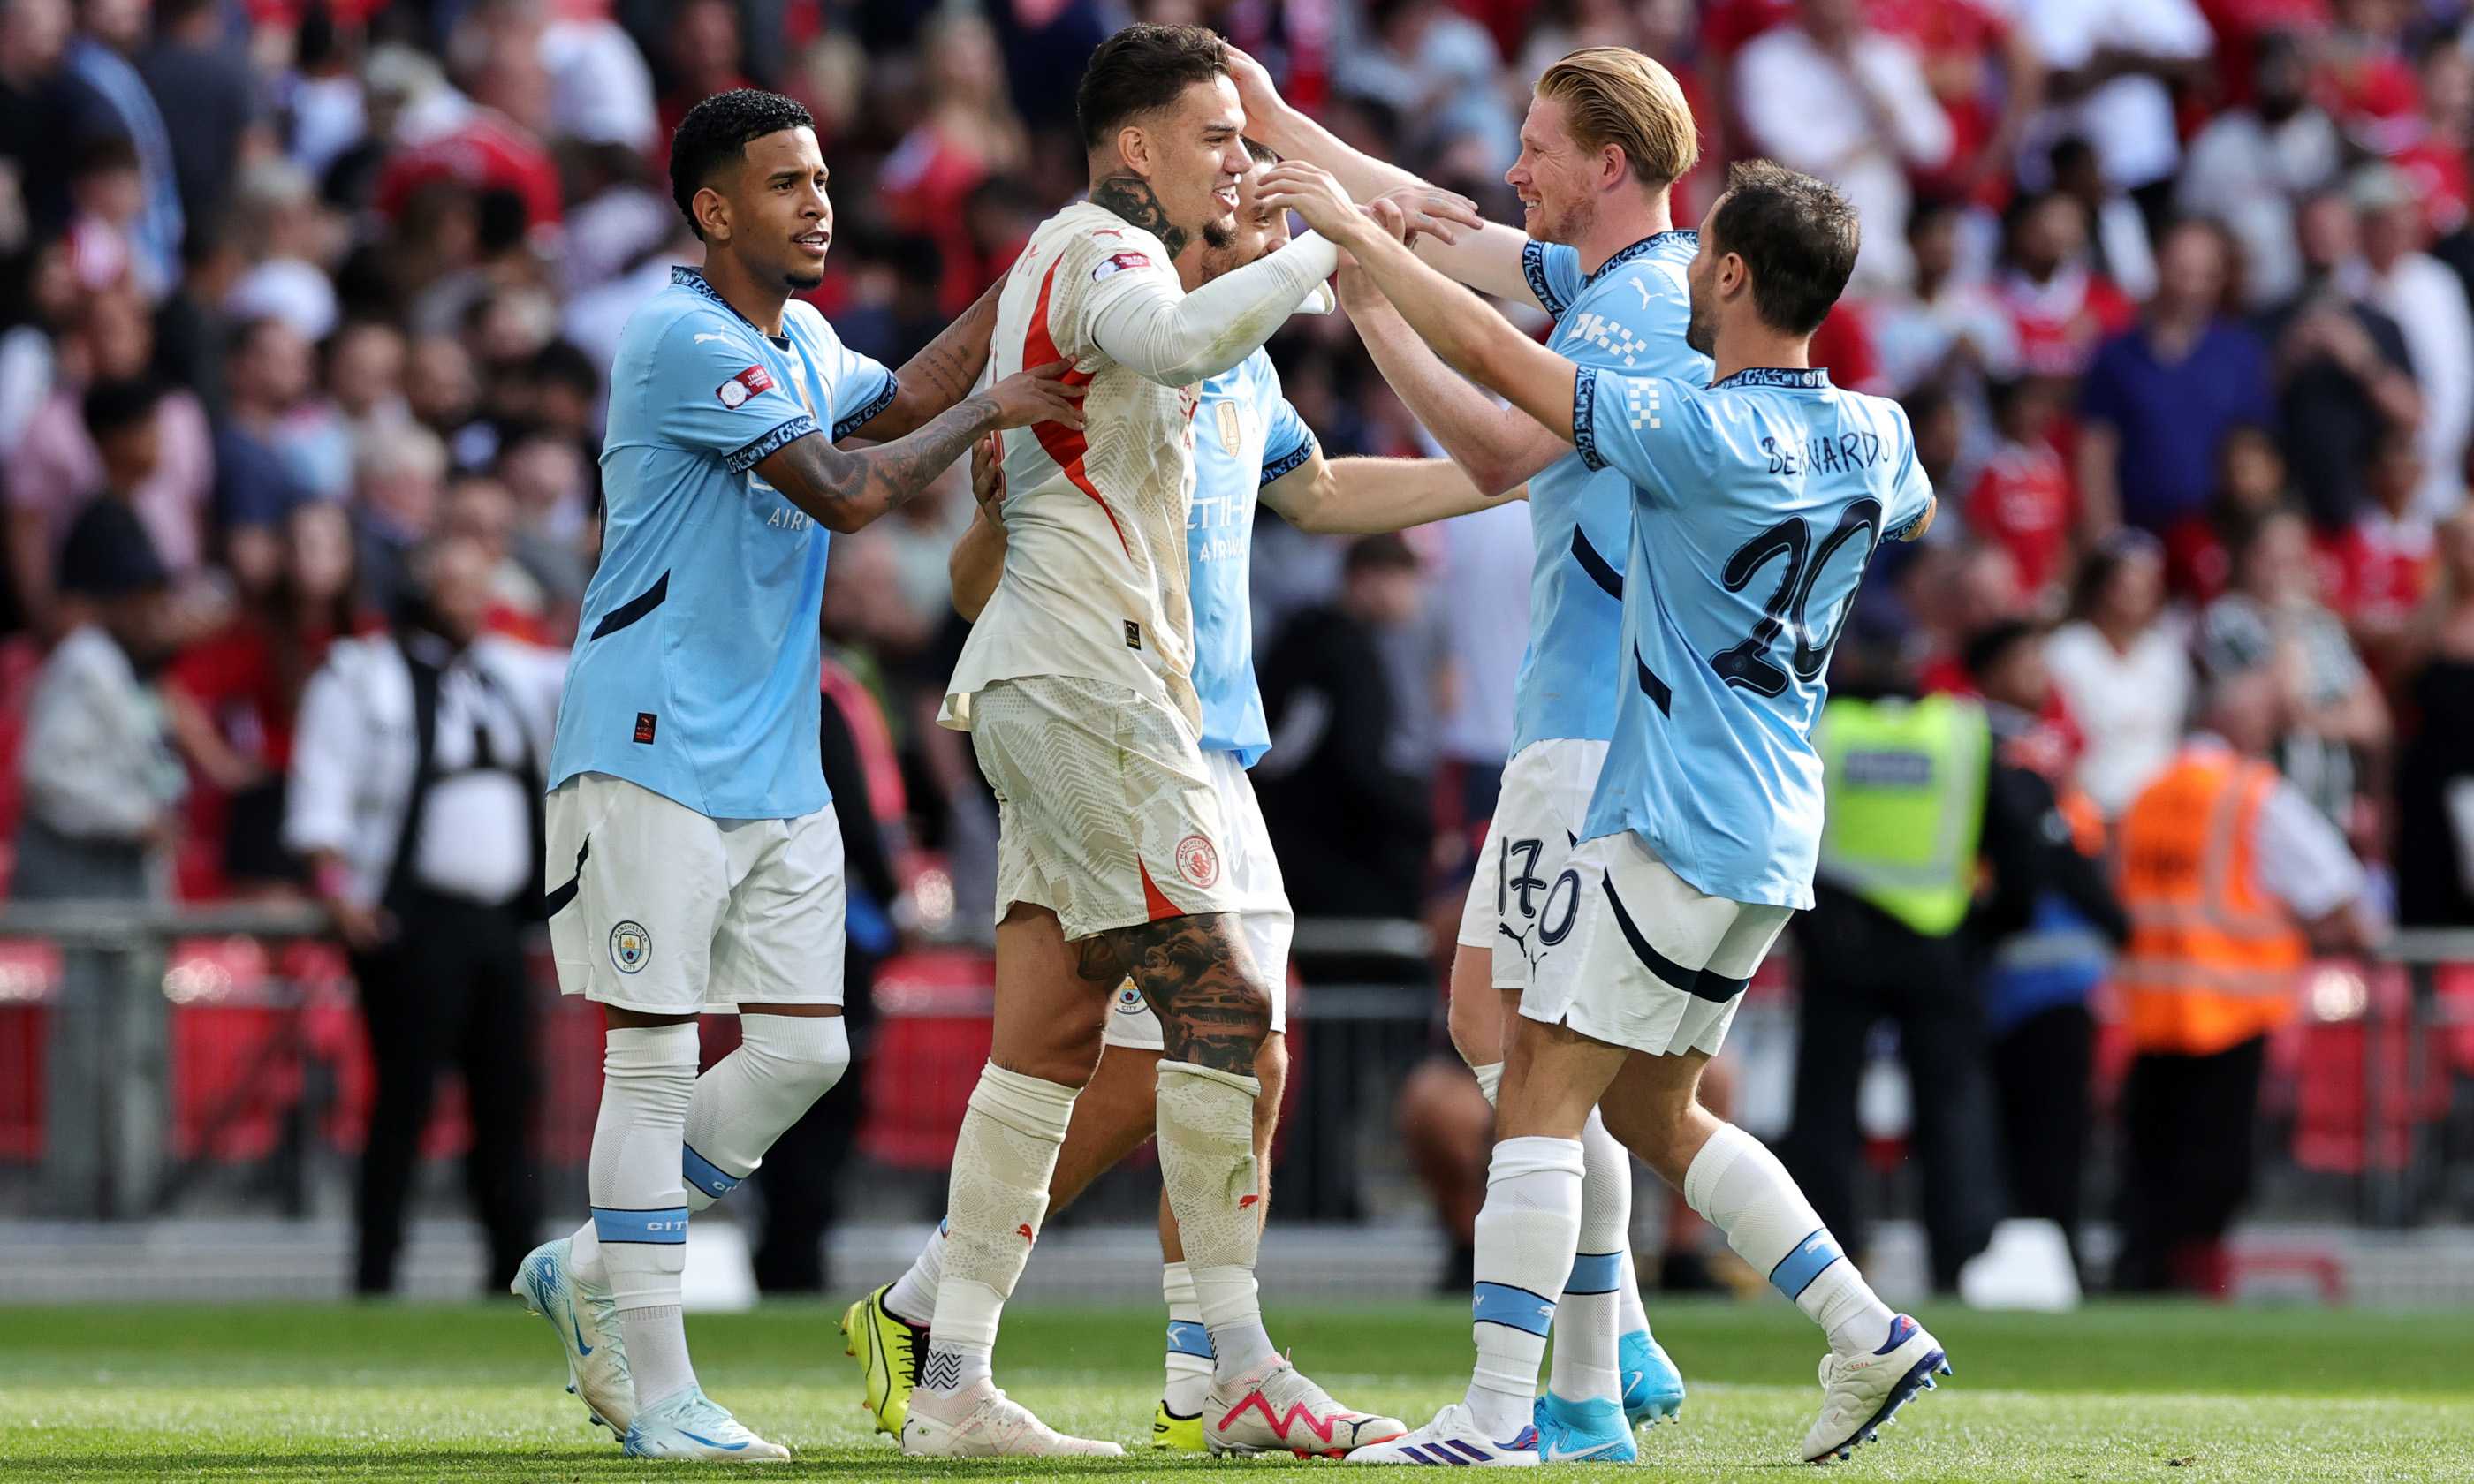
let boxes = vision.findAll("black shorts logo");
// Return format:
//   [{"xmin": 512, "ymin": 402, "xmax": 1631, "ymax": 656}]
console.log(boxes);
[{"xmin": 633, "ymin": 713, "xmax": 657, "ymax": 744}]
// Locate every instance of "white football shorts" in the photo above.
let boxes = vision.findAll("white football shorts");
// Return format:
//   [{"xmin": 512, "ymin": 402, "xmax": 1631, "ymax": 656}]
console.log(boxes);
[
  {"xmin": 970, "ymin": 674, "xmax": 1246, "ymax": 943},
  {"xmin": 1524, "ymin": 829, "xmax": 1793, "ymax": 1057},
  {"xmin": 1103, "ymin": 747, "xmax": 1292, "ymax": 1050},
  {"xmin": 546, "ymin": 771, "xmax": 846, "ymax": 1015},
  {"xmin": 1453, "ymin": 738, "xmax": 1611, "ymax": 992}
]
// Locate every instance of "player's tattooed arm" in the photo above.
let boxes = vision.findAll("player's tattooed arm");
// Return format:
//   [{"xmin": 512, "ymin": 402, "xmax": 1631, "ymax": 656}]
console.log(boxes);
[
  {"xmin": 1091, "ymin": 175, "xmax": 1189, "ymax": 261},
  {"xmin": 846, "ymin": 276, "xmax": 1006, "ymax": 442},
  {"xmin": 1104, "ymin": 914, "xmax": 1273, "ymax": 1076},
  {"xmin": 756, "ymin": 364, "xmax": 1082, "ymax": 534}
]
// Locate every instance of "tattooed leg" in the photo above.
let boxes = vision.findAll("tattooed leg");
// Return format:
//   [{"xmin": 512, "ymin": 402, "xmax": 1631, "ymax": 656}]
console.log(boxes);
[
  {"xmin": 1100, "ymin": 912, "xmax": 1272, "ymax": 1076},
  {"xmin": 1103, "ymin": 912, "xmax": 1279, "ymax": 1376}
]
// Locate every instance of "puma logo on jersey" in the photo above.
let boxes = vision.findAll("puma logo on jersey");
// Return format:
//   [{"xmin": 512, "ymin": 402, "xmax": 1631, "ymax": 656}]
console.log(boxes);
[
  {"xmin": 694, "ymin": 333, "xmax": 737, "ymax": 345},
  {"xmin": 1630, "ymin": 276, "xmax": 1653, "ymax": 309}
]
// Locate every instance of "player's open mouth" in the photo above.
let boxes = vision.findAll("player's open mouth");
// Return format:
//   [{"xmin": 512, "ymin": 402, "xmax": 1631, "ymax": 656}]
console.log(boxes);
[
  {"xmin": 1213, "ymin": 184, "xmax": 1241, "ymax": 210},
  {"xmin": 793, "ymin": 231, "xmax": 830, "ymax": 254}
]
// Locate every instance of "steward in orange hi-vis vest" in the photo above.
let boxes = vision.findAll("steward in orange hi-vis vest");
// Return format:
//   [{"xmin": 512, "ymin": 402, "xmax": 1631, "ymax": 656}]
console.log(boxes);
[{"xmin": 2114, "ymin": 746, "xmax": 2309, "ymax": 1057}]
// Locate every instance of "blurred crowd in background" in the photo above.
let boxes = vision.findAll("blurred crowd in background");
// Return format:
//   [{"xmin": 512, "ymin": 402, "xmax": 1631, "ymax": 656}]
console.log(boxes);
[{"xmin": 6, "ymin": 0, "xmax": 2474, "ymax": 1297}]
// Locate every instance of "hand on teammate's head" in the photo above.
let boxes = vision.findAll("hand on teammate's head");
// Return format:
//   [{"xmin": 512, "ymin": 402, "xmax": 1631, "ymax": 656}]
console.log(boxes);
[{"xmin": 1222, "ymin": 45, "xmax": 1283, "ymax": 132}]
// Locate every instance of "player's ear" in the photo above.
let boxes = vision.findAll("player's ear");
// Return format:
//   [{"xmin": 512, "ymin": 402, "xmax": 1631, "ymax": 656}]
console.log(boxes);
[
  {"xmin": 1117, "ymin": 124, "xmax": 1152, "ymax": 179},
  {"xmin": 694, "ymin": 185, "xmax": 732, "ymax": 245}
]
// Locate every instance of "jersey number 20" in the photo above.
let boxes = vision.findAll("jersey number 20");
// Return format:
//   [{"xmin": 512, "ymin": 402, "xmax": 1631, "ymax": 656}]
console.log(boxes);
[{"xmin": 1709, "ymin": 498, "xmax": 1882, "ymax": 697}]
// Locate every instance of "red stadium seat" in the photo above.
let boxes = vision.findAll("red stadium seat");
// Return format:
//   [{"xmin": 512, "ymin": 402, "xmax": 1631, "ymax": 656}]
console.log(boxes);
[{"xmin": 858, "ymin": 949, "xmax": 997, "ymax": 1170}]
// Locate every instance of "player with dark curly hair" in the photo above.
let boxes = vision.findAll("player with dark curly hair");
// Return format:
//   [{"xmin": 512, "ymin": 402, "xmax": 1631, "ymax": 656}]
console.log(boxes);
[{"xmin": 505, "ymin": 88, "xmax": 1079, "ymax": 1461}]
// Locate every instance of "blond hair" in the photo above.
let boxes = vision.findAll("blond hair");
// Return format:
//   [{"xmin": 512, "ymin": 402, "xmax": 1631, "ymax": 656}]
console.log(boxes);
[{"xmin": 1535, "ymin": 48, "xmax": 1699, "ymax": 190}]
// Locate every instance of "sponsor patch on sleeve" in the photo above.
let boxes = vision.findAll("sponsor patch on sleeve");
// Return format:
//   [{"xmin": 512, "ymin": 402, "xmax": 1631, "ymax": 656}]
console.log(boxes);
[
  {"xmin": 717, "ymin": 364, "xmax": 774, "ymax": 408},
  {"xmin": 1091, "ymin": 250, "xmax": 1153, "ymax": 283}
]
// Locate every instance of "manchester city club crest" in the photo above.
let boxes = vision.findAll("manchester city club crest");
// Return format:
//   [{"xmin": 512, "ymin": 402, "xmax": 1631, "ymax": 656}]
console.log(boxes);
[
  {"xmin": 1114, "ymin": 984, "xmax": 1146, "ymax": 1016},
  {"xmin": 609, "ymin": 920, "xmax": 652, "ymax": 974}
]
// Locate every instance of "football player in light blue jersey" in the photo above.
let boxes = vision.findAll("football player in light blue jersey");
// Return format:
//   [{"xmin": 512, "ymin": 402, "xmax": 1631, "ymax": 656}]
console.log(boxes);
[
  {"xmin": 512, "ymin": 89, "xmax": 1079, "ymax": 1463},
  {"xmin": 1236, "ymin": 44, "xmax": 1706, "ymax": 1456},
  {"xmin": 1262, "ymin": 158, "xmax": 1949, "ymax": 1467},
  {"xmin": 846, "ymin": 145, "xmax": 1516, "ymax": 1456}
]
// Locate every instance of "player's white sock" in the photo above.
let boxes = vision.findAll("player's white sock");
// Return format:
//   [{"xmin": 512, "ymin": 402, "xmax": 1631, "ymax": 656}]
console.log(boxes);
[
  {"xmin": 1471, "ymin": 1059, "xmax": 1505, "ymax": 1106},
  {"xmin": 1683, "ymin": 1122, "xmax": 1893, "ymax": 1352},
  {"xmin": 1468, "ymin": 1135, "xmax": 1585, "ymax": 1440},
  {"xmin": 587, "ymin": 1023, "xmax": 701, "ymax": 1408},
  {"xmin": 884, "ymin": 1219, "xmax": 947, "ymax": 1329},
  {"xmin": 1549, "ymin": 1109, "xmax": 1628, "ymax": 1405},
  {"xmin": 918, "ymin": 1064, "xmax": 1077, "ymax": 1404},
  {"xmin": 680, "ymin": 1015, "xmax": 849, "ymax": 1211},
  {"xmin": 1155, "ymin": 1060, "xmax": 1276, "ymax": 1377},
  {"xmin": 1616, "ymin": 1245, "xmax": 1651, "ymax": 1337},
  {"xmin": 1161, "ymin": 1259, "xmax": 1214, "ymax": 1415}
]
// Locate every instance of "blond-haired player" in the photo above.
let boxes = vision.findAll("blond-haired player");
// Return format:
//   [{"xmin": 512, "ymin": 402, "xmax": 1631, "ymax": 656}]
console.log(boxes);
[{"xmin": 1235, "ymin": 46, "xmax": 1707, "ymax": 1458}]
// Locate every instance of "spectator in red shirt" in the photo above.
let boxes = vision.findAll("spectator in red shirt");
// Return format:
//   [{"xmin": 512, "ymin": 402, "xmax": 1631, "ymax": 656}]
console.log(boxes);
[
  {"xmin": 2316, "ymin": 427, "xmax": 2438, "ymax": 674},
  {"xmin": 1997, "ymin": 187, "xmax": 2136, "ymax": 379},
  {"xmin": 1878, "ymin": 0, "xmax": 2044, "ymax": 210},
  {"xmin": 1968, "ymin": 376, "xmax": 2077, "ymax": 609},
  {"xmin": 165, "ymin": 499, "xmax": 370, "ymax": 894},
  {"xmin": 879, "ymin": 12, "xmax": 1028, "ymax": 318}
]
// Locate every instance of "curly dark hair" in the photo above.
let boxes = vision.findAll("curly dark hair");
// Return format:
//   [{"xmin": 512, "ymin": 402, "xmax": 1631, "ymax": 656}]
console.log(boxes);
[
  {"xmin": 1074, "ymin": 24, "xmax": 1229, "ymax": 153},
  {"xmin": 668, "ymin": 88, "xmax": 817, "ymax": 240}
]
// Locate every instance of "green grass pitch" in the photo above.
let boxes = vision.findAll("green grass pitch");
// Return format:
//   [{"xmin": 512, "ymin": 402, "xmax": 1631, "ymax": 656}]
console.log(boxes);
[{"xmin": 4, "ymin": 1298, "xmax": 2470, "ymax": 1480}]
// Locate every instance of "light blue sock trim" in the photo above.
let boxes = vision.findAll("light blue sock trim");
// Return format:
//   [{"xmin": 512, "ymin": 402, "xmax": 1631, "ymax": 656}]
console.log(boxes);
[
  {"xmin": 1768, "ymin": 1227, "xmax": 1843, "ymax": 1301},
  {"xmin": 592, "ymin": 1206, "xmax": 689, "ymax": 1245},
  {"xmin": 1474, "ymin": 1280, "xmax": 1557, "ymax": 1336},
  {"xmin": 1565, "ymin": 1250, "xmax": 1623, "ymax": 1295},
  {"xmin": 681, "ymin": 1143, "xmax": 740, "ymax": 1202},
  {"xmin": 1165, "ymin": 1320, "xmax": 1215, "ymax": 1359}
]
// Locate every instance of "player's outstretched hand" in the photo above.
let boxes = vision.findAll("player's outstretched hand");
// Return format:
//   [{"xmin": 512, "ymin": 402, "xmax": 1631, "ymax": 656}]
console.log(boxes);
[
  {"xmin": 969, "ymin": 430, "xmax": 1005, "ymax": 519},
  {"xmin": 1372, "ymin": 184, "xmax": 1484, "ymax": 246},
  {"xmin": 983, "ymin": 360, "xmax": 1084, "ymax": 430},
  {"xmin": 1255, "ymin": 162, "xmax": 1362, "ymax": 242}
]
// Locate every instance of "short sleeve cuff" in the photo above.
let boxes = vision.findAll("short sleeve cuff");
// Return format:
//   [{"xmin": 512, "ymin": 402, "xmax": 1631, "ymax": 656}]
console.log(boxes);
[
  {"xmin": 1259, "ymin": 433, "xmax": 1316, "ymax": 487},
  {"xmin": 1522, "ymin": 239, "xmax": 1567, "ymax": 318},
  {"xmin": 831, "ymin": 373, "xmax": 899, "ymax": 442},
  {"xmin": 726, "ymin": 413, "xmax": 818, "ymax": 474},
  {"xmin": 1573, "ymin": 370, "xmax": 1605, "ymax": 472}
]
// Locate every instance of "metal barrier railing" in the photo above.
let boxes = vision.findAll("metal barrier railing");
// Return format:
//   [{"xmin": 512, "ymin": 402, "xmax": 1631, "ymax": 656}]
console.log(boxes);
[{"xmin": 4, "ymin": 903, "xmax": 2469, "ymax": 1233}]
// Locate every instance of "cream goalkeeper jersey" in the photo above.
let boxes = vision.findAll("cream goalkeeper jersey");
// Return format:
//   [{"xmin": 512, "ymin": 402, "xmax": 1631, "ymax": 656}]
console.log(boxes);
[{"xmin": 942, "ymin": 200, "xmax": 1339, "ymax": 736}]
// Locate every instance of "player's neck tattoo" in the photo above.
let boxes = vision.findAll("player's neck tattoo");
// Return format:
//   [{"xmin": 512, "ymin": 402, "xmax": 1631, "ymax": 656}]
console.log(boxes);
[{"xmin": 1093, "ymin": 175, "xmax": 1188, "ymax": 260}]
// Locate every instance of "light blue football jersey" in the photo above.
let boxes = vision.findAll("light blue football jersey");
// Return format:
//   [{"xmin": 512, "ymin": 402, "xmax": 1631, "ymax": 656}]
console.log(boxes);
[
  {"xmin": 1189, "ymin": 348, "xmax": 1315, "ymax": 768},
  {"xmin": 549, "ymin": 267, "xmax": 897, "ymax": 820},
  {"xmin": 1573, "ymin": 366, "xmax": 1934, "ymax": 908},
  {"xmin": 1510, "ymin": 232, "xmax": 1713, "ymax": 755}
]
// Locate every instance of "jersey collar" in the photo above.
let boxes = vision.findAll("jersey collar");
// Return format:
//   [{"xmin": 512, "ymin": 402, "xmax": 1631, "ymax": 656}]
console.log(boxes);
[
  {"xmin": 672, "ymin": 266, "xmax": 793, "ymax": 348},
  {"xmin": 1583, "ymin": 229, "xmax": 1696, "ymax": 288},
  {"xmin": 1708, "ymin": 367, "xmax": 1832, "ymax": 391}
]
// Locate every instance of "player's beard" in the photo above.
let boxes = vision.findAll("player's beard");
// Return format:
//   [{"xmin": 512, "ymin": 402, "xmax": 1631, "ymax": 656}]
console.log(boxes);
[
  {"xmin": 1200, "ymin": 218, "xmax": 1234, "ymax": 252},
  {"xmin": 1538, "ymin": 192, "xmax": 1596, "ymax": 247},
  {"xmin": 1685, "ymin": 291, "xmax": 1716, "ymax": 357},
  {"xmin": 782, "ymin": 258, "xmax": 828, "ymax": 292}
]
